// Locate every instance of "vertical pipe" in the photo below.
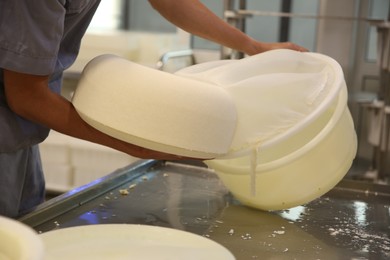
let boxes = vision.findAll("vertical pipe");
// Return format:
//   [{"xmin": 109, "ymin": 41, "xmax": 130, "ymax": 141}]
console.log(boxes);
[
  {"xmin": 224, "ymin": 0, "xmax": 234, "ymax": 11},
  {"xmin": 388, "ymin": 2, "xmax": 390, "ymax": 21},
  {"xmin": 221, "ymin": 0, "xmax": 236, "ymax": 59},
  {"xmin": 121, "ymin": 0, "xmax": 131, "ymax": 30},
  {"xmin": 236, "ymin": 0, "xmax": 247, "ymax": 59},
  {"xmin": 279, "ymin": 0, "xmax": 292, "ymax": 42},
  {"xmin": 239, "ymin": 0, "xmax": 247, "ymax": 33}
]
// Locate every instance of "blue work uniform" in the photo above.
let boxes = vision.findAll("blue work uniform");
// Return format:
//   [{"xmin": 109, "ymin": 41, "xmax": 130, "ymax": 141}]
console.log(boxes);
[{"xmin": 0, "ymin": 0, "xmax": 100, "ymax": 218}]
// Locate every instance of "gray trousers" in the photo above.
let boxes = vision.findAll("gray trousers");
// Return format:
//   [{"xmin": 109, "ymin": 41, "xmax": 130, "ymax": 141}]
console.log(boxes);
[{"xmin": 0, "ymin": 145, "xmax": 45, "ymax": 218}]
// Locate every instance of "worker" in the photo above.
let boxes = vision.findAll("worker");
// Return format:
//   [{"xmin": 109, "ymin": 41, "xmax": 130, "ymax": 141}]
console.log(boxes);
[{"xmin": 0, "ymin": 0, "xmax": 307, "ymax": 218}]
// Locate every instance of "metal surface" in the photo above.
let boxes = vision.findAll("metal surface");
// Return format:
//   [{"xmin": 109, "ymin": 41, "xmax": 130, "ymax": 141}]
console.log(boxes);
[{"xmin": 20, "ymin": 160, "xmax": 390, "ymax": 259}]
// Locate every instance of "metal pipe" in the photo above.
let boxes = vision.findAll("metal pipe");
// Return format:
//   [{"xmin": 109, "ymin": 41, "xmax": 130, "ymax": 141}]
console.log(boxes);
[
  {"xmin": 120, "ymin": 0, "xmax": 131, "ymax": 30},
  {"xmin": 221, "ymin": 0, "xmax": 237, "ymax": 59},
  {"xmin": 223, "ymin": 0, "xmax": 234, "ymax": 11},
  {"xmin": 221, "ymin": 0, "xmax": 246, "ymax": 59},
  {"xmin": 239, "ymin": 0, "xmax": 247, "ymax": 33},
  {"xmin": 388, "ymin": 2, "xmax": 390, "ymax": 21},
  {"xmin": 156, "ymin": 49, "xmax": 195, "ymax": 71},
  {"xmin": 237, "ymin": 9, "xmax": 380, "ymax": 22},
  {"xmin": 279, "ymin": 0, "xmax": 293, "ymax": 42}
]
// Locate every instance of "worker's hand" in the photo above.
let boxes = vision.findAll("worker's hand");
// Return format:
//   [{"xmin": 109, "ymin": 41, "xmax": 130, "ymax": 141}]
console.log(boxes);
[
  {"xmin": 261, "ymin": 41, "xmax": 308, "ymax": 52},
  {"xmin": 245, "ymin": 40, "xmax": 309, "ymax": 55}
]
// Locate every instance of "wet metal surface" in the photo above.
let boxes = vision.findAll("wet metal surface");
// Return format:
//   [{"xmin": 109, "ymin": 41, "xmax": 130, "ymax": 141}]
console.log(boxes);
[{"xmin": 20, "ymin": 160, "xmax": 390, "ymax": 259}]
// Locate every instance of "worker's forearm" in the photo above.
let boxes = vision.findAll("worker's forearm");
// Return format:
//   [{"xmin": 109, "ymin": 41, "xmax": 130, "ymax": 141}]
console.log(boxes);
[
  {"xmin": 149, "ymin": 0, "xmax": 260, "ymax": 54},
  {"xmin": 149, "ymin": 0, "xmax": 307, "ymax": 54}
]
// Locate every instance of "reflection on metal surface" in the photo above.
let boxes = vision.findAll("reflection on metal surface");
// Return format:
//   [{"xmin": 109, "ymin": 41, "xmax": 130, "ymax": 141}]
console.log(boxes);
[
  {"xmin": 353, "ymin": 201, "xmax": 368, "ymax": 227},
  {"xmin": 278, "ymin": 205, "xmax": 306, "ymax": 222},
  {"xmin": 207, "ymin": 205, "xmax": 341, "ymax": 259},
  {"xmin": 20, "ymin": 160, "xmax": 390, "ymax": 259},
  {"xmin": 166, "ymin": 173, "xmax": 186, "ymax": 230}
]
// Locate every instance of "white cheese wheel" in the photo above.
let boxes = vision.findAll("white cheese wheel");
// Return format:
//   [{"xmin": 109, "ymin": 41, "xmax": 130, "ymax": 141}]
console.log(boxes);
[
  {"xmin": 0, "ymin": 216, "xmax": 44, "ymax": 260},
  {"xmin": 72, "ymin": 54, "xmax": 237, "ymax": 159}
]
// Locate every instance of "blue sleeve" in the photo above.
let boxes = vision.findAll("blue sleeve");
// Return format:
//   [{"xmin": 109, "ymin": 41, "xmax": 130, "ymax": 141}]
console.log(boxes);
[{"xmin": 0, "ymin": 0, "xmax": 66, "ymax": 75}]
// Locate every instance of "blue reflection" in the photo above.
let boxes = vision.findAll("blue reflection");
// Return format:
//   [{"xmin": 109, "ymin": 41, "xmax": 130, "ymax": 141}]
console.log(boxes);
[
  {"xmin": 77, "ymin": 211, "xmax": 101, "ymax": 225},
  {"xmin": 66, "ymin": 178, "xmax": 103, "ymax": 196}
]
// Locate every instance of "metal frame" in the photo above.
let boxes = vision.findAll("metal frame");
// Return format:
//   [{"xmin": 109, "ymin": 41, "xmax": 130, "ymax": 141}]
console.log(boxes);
[{"xmin": 156, "ymin": 49, "xmax": 196, "ymax": 71}]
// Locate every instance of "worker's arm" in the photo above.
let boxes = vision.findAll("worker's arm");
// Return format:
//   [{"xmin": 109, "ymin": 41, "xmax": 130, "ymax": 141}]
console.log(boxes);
[
  {"xmin": 148, "ymin": 0, "xmax": 308, "ymax": 54},
  {"xmin": 3, "ymin": 69, "xmax": 186, "ymax": 160}
]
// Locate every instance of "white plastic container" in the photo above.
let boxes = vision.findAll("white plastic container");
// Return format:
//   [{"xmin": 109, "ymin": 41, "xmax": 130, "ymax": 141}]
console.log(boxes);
[
  {"xmin": 206, "ymin": 86, "xmax": 357, "ymax": 210},
  {"xmin": 176, "ymin": 50, "xmax": 345, "ymax": 159}
]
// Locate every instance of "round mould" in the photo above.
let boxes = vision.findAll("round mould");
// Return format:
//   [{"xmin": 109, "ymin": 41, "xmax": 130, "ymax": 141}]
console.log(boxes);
[{"xmin": 206, "ymin": 86, "xmax": 357, "ymax": 210}]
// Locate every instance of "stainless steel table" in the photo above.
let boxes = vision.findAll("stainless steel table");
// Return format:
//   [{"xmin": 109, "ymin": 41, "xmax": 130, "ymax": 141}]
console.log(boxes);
[{"xmin": 20, "ymin": 160, "xmax": 390, "ymax": 259}]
